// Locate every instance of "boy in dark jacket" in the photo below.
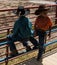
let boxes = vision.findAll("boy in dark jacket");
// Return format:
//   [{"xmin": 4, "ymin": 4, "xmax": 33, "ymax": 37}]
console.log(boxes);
[{"xmin": 7, "ymin": 6, "xmax": 38, "ymax": 57}]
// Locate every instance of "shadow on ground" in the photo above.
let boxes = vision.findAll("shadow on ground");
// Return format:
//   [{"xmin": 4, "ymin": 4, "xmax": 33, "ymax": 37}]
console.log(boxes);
[{"xmin": 16, "ymin": 57, "xmax": 43, "ymax": 65}]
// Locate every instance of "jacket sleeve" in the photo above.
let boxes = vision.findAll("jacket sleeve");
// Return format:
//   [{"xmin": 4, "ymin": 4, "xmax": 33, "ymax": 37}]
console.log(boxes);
[
  {"xmin": 28, "ymin": 18, "xmax": 32, "ymax": 29},
  {"xmin": 48, "ymin": 17, "xmax": 52, "ymax": 28},
  {"xmin": 12, "ymin": 20, "xmax": 19, "ymax": 37},
  {"xmin": 48, "ymin": 17, "xmax": 53, "ymax": 38},
  {"xmin": 34, "ymin": 18, "xmax": 38, "ymax": 36},
  {"xmin": 27, "ymin": 18, "xmax": 35, "ymax": 36}
]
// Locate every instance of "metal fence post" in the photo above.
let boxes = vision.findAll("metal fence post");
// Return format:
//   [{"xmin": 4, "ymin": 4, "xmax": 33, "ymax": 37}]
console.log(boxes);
[
  {"xmin": 5, "ymin": 45, "xmax": 9, "ymax": 65},
  {"xmin": 55, "ymin": 1, "xmax": 57, "ymax": 24},
  {"xmin": 7, "ymin": 29, "xmax": 10, "ymax": 35}
]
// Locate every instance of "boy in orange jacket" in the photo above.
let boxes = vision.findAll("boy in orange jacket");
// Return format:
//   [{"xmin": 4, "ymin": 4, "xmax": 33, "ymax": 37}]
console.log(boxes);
[{"xmin": 34, "ymin": 5, "xmax": 52, "ymax": 61}]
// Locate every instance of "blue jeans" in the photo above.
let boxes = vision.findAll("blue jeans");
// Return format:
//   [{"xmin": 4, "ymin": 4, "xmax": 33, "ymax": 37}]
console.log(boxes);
[
  {"xmin": 7, "ymin": 34, "xmax": 29, "ymax": 55},
  {"xmin": 7, "ymin": 34, "xmax": 38, "ymax": 55},
  {"xmin": 36, "ymin": 29, "xmax": 46, "ymax": 59}
]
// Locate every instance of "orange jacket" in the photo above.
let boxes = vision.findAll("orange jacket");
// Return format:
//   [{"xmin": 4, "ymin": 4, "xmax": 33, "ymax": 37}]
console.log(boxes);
[{"xmin": 34, "ymin": 16, "xmax": 52, "ymax": 31}]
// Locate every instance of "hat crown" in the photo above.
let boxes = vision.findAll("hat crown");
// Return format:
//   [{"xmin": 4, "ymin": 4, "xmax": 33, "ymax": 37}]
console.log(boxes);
[
  {"xmin": 38, "ymin": 5, "xmax": 47, "ymax": 10},
  {"xmin": 16, "ymin": 6, "xmax": 30, "ymax": 16},
  {"xmin": 18, "ymin": 6, "xmax": 25, "ymax": 11},
  {"xmin": 16, "ymin": 6, "xmax": 25, "ymax": 15},
  {"xmin": 35, "ymin": 5, "xmax": 49, "ymax": 15}
]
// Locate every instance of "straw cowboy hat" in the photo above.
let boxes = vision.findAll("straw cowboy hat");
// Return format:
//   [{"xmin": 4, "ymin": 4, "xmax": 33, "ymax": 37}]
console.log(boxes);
[
  {"xmin": 16, "ymin": 6, "xmax": 30, "ymax": 15},
  {"xmin": 35, "ymin": 5, "xmax": 49, "ymax": 15}
]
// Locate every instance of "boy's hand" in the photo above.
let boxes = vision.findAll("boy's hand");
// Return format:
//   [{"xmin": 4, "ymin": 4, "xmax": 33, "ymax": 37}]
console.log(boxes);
[{"xmin": 48, "ymin": 33, "xmax": 51, "ymax": 38}]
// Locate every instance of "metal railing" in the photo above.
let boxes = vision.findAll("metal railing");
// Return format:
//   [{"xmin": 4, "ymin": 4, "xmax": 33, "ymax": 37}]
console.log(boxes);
[
  {"xmin": 0, "ymin": 4, "xmax": 57, "ymax": 65},
  {"xmin": 0, "ymin": 33, "xmax": 57, "ymax": 65}
]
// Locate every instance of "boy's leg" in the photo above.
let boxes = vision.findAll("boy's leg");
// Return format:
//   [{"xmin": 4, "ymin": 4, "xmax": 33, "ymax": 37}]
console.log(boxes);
[
  {"xmin": 37, "ymin": 34, "xmax": 45, "ymax": 61},
  {"xmin": 7, "ymin": 35, "xmax": 18, "ymax": 56},
  {"xmin": 8, "ymin": 41, "xmax": 18, "ymax": 54},
  {"xmin": 29, "ymin": 37, "xmax": 39, "ymax": 49},
  {"xmin": 37, "ymin": 45, "xmax": 44, "ymax": 61},
  {"xmin": 22, "ymin": 39, "xmax": 31, "ymax": 52}
]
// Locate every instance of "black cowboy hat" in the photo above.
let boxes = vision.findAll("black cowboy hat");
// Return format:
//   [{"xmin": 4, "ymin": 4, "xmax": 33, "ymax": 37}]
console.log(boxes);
[
  {"xmin": 35, "ymin": 5, "xmax": 49, "ymax": 15},
  {"xmin": 15, "ymin": 6, "xmax": 30, "ymax": 16}
]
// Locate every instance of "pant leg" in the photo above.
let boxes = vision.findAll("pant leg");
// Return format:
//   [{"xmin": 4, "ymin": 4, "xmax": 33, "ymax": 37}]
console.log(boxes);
[
  {"xmin": 7, "ymin": 35, "xmax": 18, "ymax": 55},
  {"xmin": 37, "ymin": 31, "xmax": 45, "ymax": 59},
  {"xmin": 8, "ymin": 40, "xmax": 18, "ymax": 54},
  {"xmin": 21, "ymin": 39, "xmax": 28, "ymax": 47},
  {"xmin": 29, "ymin": 37, "xmax": 38, "ymax": 47},
  {"xmin": 21, "ymin": 39, "xmax": 31, "ymax": 52},
  {"xmin": 37, "ymin": 36, "xmax": 44, "ymax": 59}
]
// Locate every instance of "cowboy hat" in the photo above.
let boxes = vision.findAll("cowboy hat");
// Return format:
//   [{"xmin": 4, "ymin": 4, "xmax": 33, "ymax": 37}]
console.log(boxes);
[
  {"xmin": 14, "ymin": 6, "xmax": 30, "ymax": 16},
  {"xmin": 35, "ymin": 5, "xmax": 49, "ymax": 15}
]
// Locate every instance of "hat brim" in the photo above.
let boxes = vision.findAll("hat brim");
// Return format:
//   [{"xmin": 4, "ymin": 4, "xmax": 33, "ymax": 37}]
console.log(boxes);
[
  {"xmin": 25, "ymin": 8, "xmax": 30, "ymax": 15},
  {"xmin": 13, "ymin": 6, "xmax": 30, "ymax": 16},
  {"xmin": 35, "ymin": 8, "xmax": 49, "ymax": 15}
]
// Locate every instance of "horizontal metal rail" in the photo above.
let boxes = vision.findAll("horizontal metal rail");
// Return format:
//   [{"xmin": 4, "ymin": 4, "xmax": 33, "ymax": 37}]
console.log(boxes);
[
  {"xmin": 0, "ymin": 28, "xmax": 57, "ymax": 58},
  {"xmin": 0, "ymin": 4, "xmax": 57, "ymax": 12},
  {"xmin": 0, "ymin": 34, "xmax": 57, "ymax": 58},
  {"xmin": 0, "ymin": 25, "xmax": 57, "ymax": 42},
  {"xmin": 0, "ymin": 39, "xmax": 57, "ymax": 65},
  {"xmin": 0, "ymin": 25, "xmax": 57, "ymax": 36}
]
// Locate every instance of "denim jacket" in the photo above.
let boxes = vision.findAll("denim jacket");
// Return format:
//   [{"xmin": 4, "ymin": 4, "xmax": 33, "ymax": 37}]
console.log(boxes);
[{"xmin": 12, "ymin": 16, "xmax": 32, "ymax": 39}]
